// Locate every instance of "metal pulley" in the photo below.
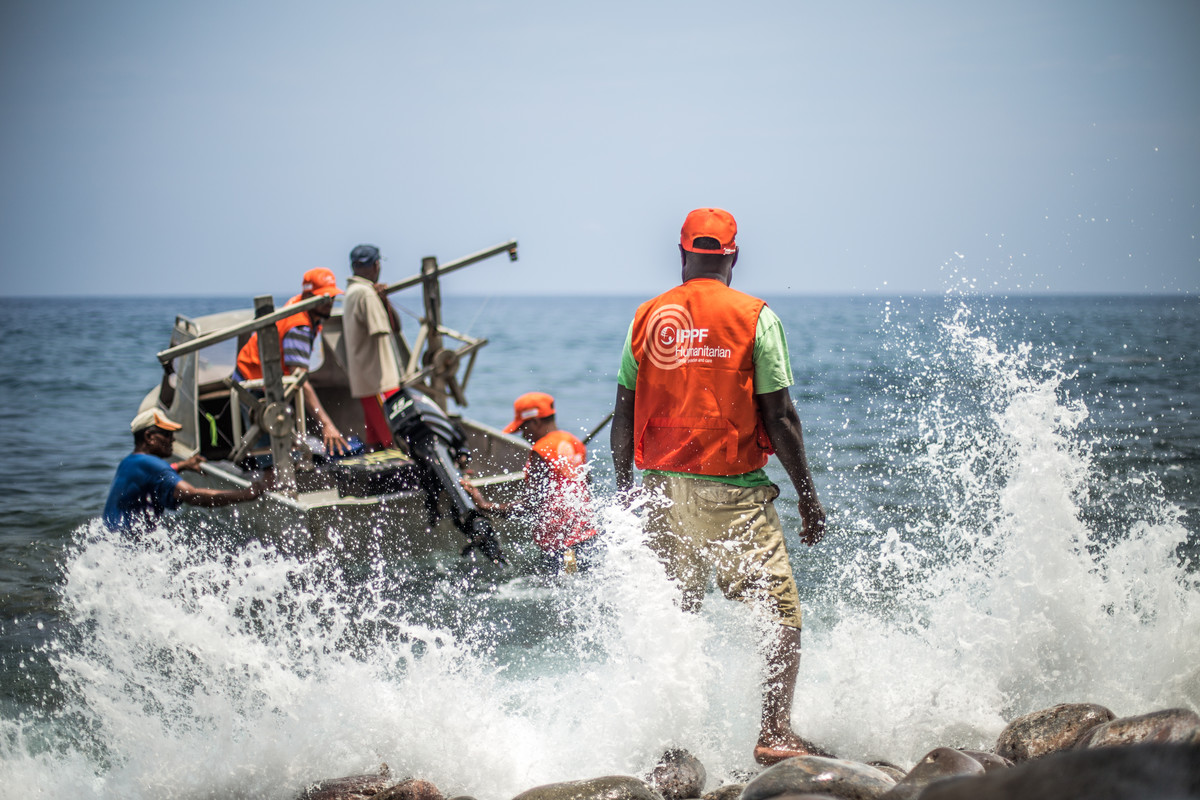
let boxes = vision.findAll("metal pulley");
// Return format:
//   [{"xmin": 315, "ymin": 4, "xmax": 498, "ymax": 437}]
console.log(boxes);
[{"xmin": 261, "ymin": 401, "xmax": 295, "ymax": 437}]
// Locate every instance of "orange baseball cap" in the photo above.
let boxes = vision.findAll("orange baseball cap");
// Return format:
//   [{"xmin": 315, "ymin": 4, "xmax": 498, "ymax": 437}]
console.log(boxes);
[
  {"xmin": 503, "ymin": 391, "xmax": 556, "ymax": 434},
  {"xmin": 130, "ymin": 408, "xmax": 182, "ymax": 433},
  {"xmin": 680, "ymin": 207, "xmax": 738, "ymax": 254},
  {"xmin": 301, "ymin": 267, "xmax": 343, "ymax": 298}
]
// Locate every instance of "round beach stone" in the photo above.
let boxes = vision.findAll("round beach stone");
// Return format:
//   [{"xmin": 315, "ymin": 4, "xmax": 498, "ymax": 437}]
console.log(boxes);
[
  {"xmin": 866, "ymin": 762, "xmax": 906, "ymax": 783},
  {"xmin": 376, "ymin": 779, "xmax": 444, "ymax": 800},
  {"xmin": 297, "ymin": 771, "xmax": 393, "ymax": 800},
  {"xmin": 995, "ymin": 702, "xmax": 1114, "ymax": 762},
  {"xmin": 741, "ymin": 756, "xmax": 896, "ymax": 800},
  {"xmin": 647, "ymin": 747, "xmax": 707, "ymax": 800},
  {"xmin": 1074, "ymin": 707, "xmax": 1200, "ymax": 750},
  {"xmin": 916, "ymin": 743, "xmax": 1200, "ymax": 800},
  {"xmin": 878, "ymin": 748, "xmax": 984, "ymax": 800},
  {"xmin": 511, "ymin": 775, "xmax": 665, "ymax": 800},
  {"xmin": 955, "ymin": 750, "xmax": 1012, "ymax": 773},
  {"xmin": 700, "ymin": 784, "xmax": 744, "ymax": 800}
]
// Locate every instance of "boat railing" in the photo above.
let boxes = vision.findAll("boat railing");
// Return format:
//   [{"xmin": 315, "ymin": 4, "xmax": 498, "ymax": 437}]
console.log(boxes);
[
  {"xmin": 152, "ymin": 238, "xmax": 518, "ymax": 494},
  {"xmin": 154, "ymin": 238, "xmax": 518, "ymax": 368}
]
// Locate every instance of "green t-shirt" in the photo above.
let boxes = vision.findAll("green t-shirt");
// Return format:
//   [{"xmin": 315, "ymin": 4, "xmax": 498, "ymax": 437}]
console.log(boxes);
[{"xmin": 617, "ymin": 304, "xmax": 793, "ymax": 487}]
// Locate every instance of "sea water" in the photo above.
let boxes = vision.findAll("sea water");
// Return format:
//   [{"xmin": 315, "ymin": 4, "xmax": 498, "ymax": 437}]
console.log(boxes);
[{"xmin": 0, "ymin": 293, "xmax": 1196, "ymax": 799}]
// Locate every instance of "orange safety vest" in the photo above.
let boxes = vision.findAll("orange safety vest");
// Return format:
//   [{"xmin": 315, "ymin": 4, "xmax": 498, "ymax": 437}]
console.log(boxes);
[
  {"xmin": 235, "ymin": 297, "xmax": 316, "ymax": 382},
  {"xmin": 527, "ymin": 430, "xmax": 596, "ymax": 551},
  {"xmin": 631, "ymin": 278, "xmax": 773, "ymax": 475}
]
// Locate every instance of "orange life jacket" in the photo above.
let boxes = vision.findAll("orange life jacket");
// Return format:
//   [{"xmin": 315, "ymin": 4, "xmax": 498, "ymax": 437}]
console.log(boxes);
[
  {"xmin": 527, "ymin": 430, "xmax": 596, "ymax": 551},
  {"xmin": 631, "ymin": 278, "xmax": 773, "ymax": 475},
  {"xmin": 235, "ymin": 298, "xmax": 316, "ymax": 382}
]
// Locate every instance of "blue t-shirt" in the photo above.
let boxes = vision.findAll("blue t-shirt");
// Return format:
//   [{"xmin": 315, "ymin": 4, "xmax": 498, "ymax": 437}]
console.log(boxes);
[{"xmin": 102, "ymin": 452, "xmax": 183, "ymax": 532}]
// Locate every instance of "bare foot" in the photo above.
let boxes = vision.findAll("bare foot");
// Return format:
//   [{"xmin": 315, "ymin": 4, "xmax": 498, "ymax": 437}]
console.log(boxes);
[{"xmin": 754, "ymin": 733, "xmax": 835, "ymax": 766}]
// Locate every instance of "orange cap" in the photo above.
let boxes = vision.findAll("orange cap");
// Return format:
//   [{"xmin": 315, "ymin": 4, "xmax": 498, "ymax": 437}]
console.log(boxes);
[
  {"xmin": 680, "ymin": 207, "xmax": 738, "ymax": 254},
  {"xmin": 301, "ymin": 267, "xmax": 343, "ymax": 298},
  {"xmin": 130, "ymin": 408, "xmax": 182, "ymax": 434},
  {"xmin": 503, "ymin": 391, "xmax": 555, "ymax": 434}
]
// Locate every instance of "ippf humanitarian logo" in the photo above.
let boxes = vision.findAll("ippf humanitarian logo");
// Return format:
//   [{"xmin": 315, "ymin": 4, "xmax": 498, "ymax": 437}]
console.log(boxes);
[{"xmin": 644, "ymin": 304, "xmax": 728, "ymax": 369}]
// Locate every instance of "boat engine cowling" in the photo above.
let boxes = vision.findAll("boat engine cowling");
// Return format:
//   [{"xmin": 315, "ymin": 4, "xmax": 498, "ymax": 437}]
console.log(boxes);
[{"xmin": 384, "ymin": 389, "xmax": 505, "ymax": 565}]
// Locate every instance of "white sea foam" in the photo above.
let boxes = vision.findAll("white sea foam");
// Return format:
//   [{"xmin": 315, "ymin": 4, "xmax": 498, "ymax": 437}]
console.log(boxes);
[
  {"xmin": 3, "ymin": 302, "xmax": 1198, "ymax": 799},
  {"xmin": 800, "ymin": 304, "xmax": 1200, "ymax": 763}
]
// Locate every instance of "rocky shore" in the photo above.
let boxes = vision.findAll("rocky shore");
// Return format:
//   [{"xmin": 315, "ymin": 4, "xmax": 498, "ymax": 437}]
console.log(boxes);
[{"xmin": 298, "ymin": 704, "xmax": 1200, "ymax": 800}]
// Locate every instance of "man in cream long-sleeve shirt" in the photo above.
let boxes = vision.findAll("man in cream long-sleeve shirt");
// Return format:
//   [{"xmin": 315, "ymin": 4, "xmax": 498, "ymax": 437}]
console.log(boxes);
[{"xmin": 343, "ymin": 244, "xmax": 403, "ymax": 449}]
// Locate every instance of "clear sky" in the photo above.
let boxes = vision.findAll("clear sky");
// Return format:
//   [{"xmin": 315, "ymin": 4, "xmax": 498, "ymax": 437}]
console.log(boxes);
[{"xmin": 2, "ymin": 1, "xmax": 1197, "ymax": 298}]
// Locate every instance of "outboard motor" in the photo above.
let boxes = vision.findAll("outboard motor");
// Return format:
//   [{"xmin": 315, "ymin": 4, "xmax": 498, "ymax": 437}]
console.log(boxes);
[{"xmin": 385, "ymin": 389, "xmax": 505, "ymax": 565}]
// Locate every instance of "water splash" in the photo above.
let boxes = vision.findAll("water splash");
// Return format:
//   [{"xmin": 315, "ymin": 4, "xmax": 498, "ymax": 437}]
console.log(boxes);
[
  {"xmin": 3, "ymin": 298, "xmax": 1198, "ymax": 797},
  {"xmin": 1, "ymin": 503, "xmax": 772, "ymax": 799},
  {"xmin": 804, "ymin": 301, "xmax": 1200, "ymax": 762}
]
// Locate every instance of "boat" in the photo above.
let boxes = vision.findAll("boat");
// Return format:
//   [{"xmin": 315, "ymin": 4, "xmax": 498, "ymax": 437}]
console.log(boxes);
[{"xmin": 141, "ymin": 240, "xmax": 529, "ymax": 565}]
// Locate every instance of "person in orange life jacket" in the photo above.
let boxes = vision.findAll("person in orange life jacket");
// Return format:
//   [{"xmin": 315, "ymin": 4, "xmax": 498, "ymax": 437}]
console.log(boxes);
[
  {"xmin": 233, "ymin": 268, "xmax": 350, "ymax": 456},
  {"xmin": 463, "ymin": 392, "xmax": 602, "ymax": 574},
  {"xmin": 342, "ymin": 245, "xmax": 404, "ymax": 450},
  {"xmin": 610, "ymin": 207, "xmax": 828, "ymax": 766},
  {"xmin": 103, "ymin": 409, "xmax": 265, "ymax": 532}
]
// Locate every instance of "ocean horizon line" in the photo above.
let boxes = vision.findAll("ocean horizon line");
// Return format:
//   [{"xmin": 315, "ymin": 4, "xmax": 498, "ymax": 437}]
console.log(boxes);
[{"xmin": 2, "ymin": 290, "xmax": 1197, "ymax": 302}]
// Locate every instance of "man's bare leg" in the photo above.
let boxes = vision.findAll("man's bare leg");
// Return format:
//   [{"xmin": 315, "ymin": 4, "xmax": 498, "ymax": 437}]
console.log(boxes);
[{"xmin": 754, "ymin": 624, "xmax": 832, "ymax": 765}]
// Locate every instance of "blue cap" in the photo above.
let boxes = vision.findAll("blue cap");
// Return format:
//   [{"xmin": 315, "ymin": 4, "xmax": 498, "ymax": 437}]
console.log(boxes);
[{"xmin": 350, "ymin": 244, "xmax": 380, "ymax": 266}]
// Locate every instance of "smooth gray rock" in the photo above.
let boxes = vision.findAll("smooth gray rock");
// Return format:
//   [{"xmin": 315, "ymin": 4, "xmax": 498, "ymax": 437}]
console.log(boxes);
[
  {"xmin": 995, "ymin": 702, "xmax": 1115, "ymax": 762},
  {"xmin": 866, "ymin": 763, "xmax": 907, "ymax": 783},
  {"xmin": 917, "ymin": 743, "xmax": 1200, "ymax": 800},
  {"xmin": 954, "ymin": 750, "xmax": 1012, "ymax": 773},
  {"xmin": 297, "ymin": 771, "xmax": 393, "ymax": 800},
  {"xmin": 1074, "ymin": 708, "xmax": 1200, "ymax": 750},
  {"xmin": 741, "ymin": 756, "xmax": 896, "ymax": 800},
  {"xmin": 511, "ymin": 775, "xmax": 665, "ymax": 800},
  {"xmin": 377, "ymin": 778, "xmax": 445, "ymax": 800},
  {"xmin": 699, "ymin": 784, "xmax": 743, "ymax": 800},
  {"xmin": 878, "ymin": 748, "xmax": 983, "ymax": 800},
  {"xmin": 647, "ymin": 748, "xmax": 707, "ymax": 800}
]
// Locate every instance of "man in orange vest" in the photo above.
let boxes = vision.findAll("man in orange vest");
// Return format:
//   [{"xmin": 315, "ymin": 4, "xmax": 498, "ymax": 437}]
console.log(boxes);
[
  {"xmin": 464, "ymin": 392, "xmax": 601, "ymax": 574},
  {"xmin": 234, "ymin": 268, "xmax": 350, "ymax": 456},
  {"xmin": 611, "ymin": 207, "xmax": 828, "ymax": 765}
]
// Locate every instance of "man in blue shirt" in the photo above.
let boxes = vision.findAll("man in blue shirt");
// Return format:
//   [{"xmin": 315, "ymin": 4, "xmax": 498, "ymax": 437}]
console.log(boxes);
[{"xmin": 103, "ymin": 409, "xmax": 264, "ymax": 532}]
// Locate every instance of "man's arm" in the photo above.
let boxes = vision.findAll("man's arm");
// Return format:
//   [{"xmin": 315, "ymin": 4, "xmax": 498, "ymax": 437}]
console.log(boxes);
[
  {"xmin": 756, "ymin": 388, "xmax": 826, "ymax": 546},
  {"xmin": 463, "ymin": 451, "xmax": 544, "ymax": 515},
  {"xmin": 301, "ymin": 381, "xmax": 350, "ymax": 455},
  {"xmin": 174, "ymin": 480, "xmax": 264, "ymax": 508},
  {"xmin": 375, "ymin": 284, "xmax": 402, "ymax": 334},
  {"xmin": 611, "ymin": 384, "xmax": 637, "ymax": 493}
]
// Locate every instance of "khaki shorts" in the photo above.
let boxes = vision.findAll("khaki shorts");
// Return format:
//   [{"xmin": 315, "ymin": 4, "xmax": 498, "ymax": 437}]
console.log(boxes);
[{"xmin": 643, "ymin": 472, "xmax": 802, "ymax": 629}]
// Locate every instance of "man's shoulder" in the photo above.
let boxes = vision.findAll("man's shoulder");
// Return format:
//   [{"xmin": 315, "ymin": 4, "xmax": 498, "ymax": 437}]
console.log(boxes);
[
  {"xmin": 118, "ymin": 452, "xmax": 173, "ymax": 478},
  {"xmin": 647, "ymin": 280, "xmax": 765, "ymax": 304},
  {"xmin": 123, "ymin": 451, "xmax": 167, "ymax": 467},
  {"xmin": 537, "ymin": 429, "xmax": 583, "ymax": 448},
  {"xmin": 342, "ymin": 278, "xmax": 376, "ymax": 313},
  {"xmin": 533, "ymin": 430, "xmax": 586, "ymax": 466}
]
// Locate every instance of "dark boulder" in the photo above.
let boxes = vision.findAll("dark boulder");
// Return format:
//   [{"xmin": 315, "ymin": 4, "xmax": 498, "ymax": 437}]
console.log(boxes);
[
  {"xmin": 511, "ymin": 775, "xmax": 665, "ymax": 800},
  {"xmin": 647, "ymin": 748, "xmax": 707, "ymax": 800},
  {"xmin": 376, "ymin": 778, "xmax": 445, "ymax": 800},
  {"xmin": 1074, "ymin": 708, "xmax": 1200, "ymax": 750},
  {"xmin": 297, "ymin": 769, "xmax": 393, "ymax": 800},
  {"xmin": 866, "ymin": 763, "xmax": 906, "ymax": 783},
  {"xmin": 699, "ymin": 784, "xmax": 744, "ymax": 800},
  {"xmin": 878, "ymin": 749, "xmax": 983, "ymax": 800},
  {"xmin": 954, "ymin": 750, "xmax": 1011, "ymax": 773},
  {"xmin": 918, "ymin": 743, "xmax": 1200, "ymax": 800},
  {"xmin": 741, "ymin": 756, "xmax": 896, "ymax": 800},
  {"xmin": 994, "ymin": 702, "xmax": 1114, "ymax": 762}
]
